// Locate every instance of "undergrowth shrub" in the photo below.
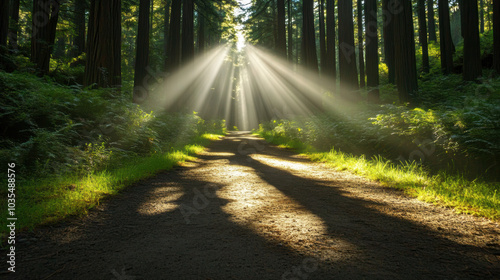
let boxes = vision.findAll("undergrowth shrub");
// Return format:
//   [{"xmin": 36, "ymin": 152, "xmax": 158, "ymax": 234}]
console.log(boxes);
[{"xmin": 0, "ymin": 72, "xmax": 226, "ymax": 180}]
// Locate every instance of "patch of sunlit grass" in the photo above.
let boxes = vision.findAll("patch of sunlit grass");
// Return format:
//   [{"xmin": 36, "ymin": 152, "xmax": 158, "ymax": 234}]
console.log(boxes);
[
  {"xmin": 258, "ymin": 132, "xmax": 500, "ymax": 221},
  {"xmin": 0, "ymin": 135, "xmax": 223, "ymax": 241}
]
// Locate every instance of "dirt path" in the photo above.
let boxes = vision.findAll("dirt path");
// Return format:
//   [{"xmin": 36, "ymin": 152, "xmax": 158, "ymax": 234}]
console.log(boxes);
[{"xmin": 6, "ymin": 132, "xmax": 500, "ymax": 279}]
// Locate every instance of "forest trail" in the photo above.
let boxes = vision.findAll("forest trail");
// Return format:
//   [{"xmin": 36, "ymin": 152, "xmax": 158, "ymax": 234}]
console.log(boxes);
[{"xmin": 10, "ymin": 132, "xmax": 500, "ymax": 279}]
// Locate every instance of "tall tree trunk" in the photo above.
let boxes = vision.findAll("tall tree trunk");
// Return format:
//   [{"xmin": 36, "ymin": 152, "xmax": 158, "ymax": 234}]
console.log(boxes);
[
  {"xmin": 393, "ymin": 0, "xmax": 418, "ymax": 104},
  {"xmin": 272, "ymin": 0, "xmax": 277, "ymax": 48},
  {"xmin": 8, "ymin": 0, "xmax": 20, "ymax": 50},
  {"xmin": 73, "ymin": 0, "xmax": 86, "ymax": 57},
  {"xmin": 287, "ymin": 0, "xmax": 293, "ymax": 62},
  {"xmin": 84, "ymin": 0, "xmax": 121, "ymax": 88},
  {"xmin": 494, "ymin": 0, "xmax": 500, "ymax": 73},
  {"xmin": 31, "ymin": 0, "xmax": 61, "ymax": 75},
  {"xmin": 365, "ymin": 0, "xmax": 379, "ymax": 102},
  {"xmin": 427, "ymin": 0, "xmax": 437, "ymax": 42},
  {"xmin": 462, "ymin": 0, "xmax": 482, "ymax": 81},
  {"xmin": 326, "ymin": 0, "xmax": 336, "ymax": 79},
  {"xmin": 167, "ymin": 0, "xmax": 181, "ymax": 71},
  {"xmin": 338, "ymin": 0, "xmax": 359, "ymax": 93},
  {"xmin": 0, "ymin": 0, "xmax": 9, "ymax": 46},
  {"xmin": 301, "ymin": 0, "xmax": 318, "ymax": 72},
  {"xmin": 480, "ymin": 0, "xmax": 484, "ymax": 33},
  {"xmin": 133, "ymin": 0, "xmax": 151, "ymax": 103},
  {"xmin": 319, "ymin": 0, "xmax": 326, "ymax": 74},
  {"xmin": 182, "ymin": 0, "xmax": 194, "ymax": 63},
  {"xmin": 382, "ymin": 0, "xmax": 395, "ymax": 84},
  {"xmin": 276, "ymin": 0, "xmax": 286, "ymax": 56},
  {"xmin": 357, "ymin": 0, "xmax": 365, "ymax": 88},
  {"xmin": 438, "ymin": 0, "xmax": 453, "ymax": 74},
  {"xmin": 198, "ymin": 13, "xmax": 205, "ymax": 53},
  {"xmin": 418, "ymin": 0, "xmax": 430, "ymax": 72},
  {"xmin": 164, "ymin": 0, "xmax": 170, "ymax": 67}
]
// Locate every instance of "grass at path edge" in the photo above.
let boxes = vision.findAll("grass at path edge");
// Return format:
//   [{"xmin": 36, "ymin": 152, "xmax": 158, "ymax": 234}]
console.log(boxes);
[
  {"xmin": 255, "ymin": 131, "xmax": 500, "ymax": 221},
  {"xmin": 0, "ymin": 134, "xmax": 223, "ymax": 242}
]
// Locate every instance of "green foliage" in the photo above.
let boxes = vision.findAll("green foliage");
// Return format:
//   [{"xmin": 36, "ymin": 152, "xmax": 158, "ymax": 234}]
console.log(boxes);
[{"xmin": 0, "ymin": 71, "xmax": 226, "ymax": 180}]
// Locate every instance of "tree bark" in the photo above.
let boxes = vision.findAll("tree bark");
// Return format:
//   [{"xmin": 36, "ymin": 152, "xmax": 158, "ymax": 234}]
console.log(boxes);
[
  {"xmin": 133, "ymin": 0, "xmax": 151, "ymax": 103},
  {"xmin": 84, "ymin": 0, "xmax": 121, "ymax": 88},
  {"xmin": 326, "ymin": 0, "xmax": 336, "ymax": 79},
  {"xmin": 8, "ymin": 0, "xmax": 20, "ymax": 50},
  {"xmin": 0, "ymin": 0, "xmax": 9, "ymax": 46},
  {"xmin": 301, "ymin": 0, "xmax": 318, "ymax": 72},
  {"xmin": 357, "ymin": 0, "xmax": 365, "ymax": 88},
  {"xmin": 393, "ymin": 0, "xmax": 418, "ymax": 104},
  {"xmin": 319, "ymin": 0, "xmax": 326, "ymax": 74},
  {"xmin": 164, "ymin": 0, "xmax": 170, "ymax": 67},
  {"xmin": 167, "ymin": 0, "xmax": 181, "ymax": 71},
  {"xmin": 418, "ymin": 0, "xmax": 430, "ymax": 72},
  {"xmin": 382, "ymin": 0, "xmax": 395, "ymax": 84},
  {"xmin": 427, "ymin": 0, "xmax": 437, "ymax": 42},
  {"xmin": 287, "ymin": 0, "xmax": 293, "ymax": 62},
  {"xmin": 365, "ymin": 0, "xmax": 379, "ymax": 102},
  {"xmin": 338, "ymin": 0, "xmax": 359, "ymax": 93},
  {"xmin": 198, "ymin": 12, "xmax": 205, "ymax": 53},
  {"xmin": 277, "ymin": 0, "xmax": 286, "ymax": 56},
  {"xmin": 438, "ymin": 0, "xmax": 453, "ymax": 74},
  {"xmin": 182, "ymin": 0, "xmax": 194, "ymax": 63},
  {"xmin": 73, "ymin": 0, "xmax": 86, "ymax": 57},
  {"xmin": 31, "ymin": 0, "xmax": 61, "ymax": 75},
  {"xmin": 494, "ymin": 0, "xmax": 500, "ymax": 73},
  {"xmin": 462, "ymin": 0, "xmax": 482, "ymax": 81},
  {"xmin": 480, "ymin": 0, "xmax": 484, "ymax": 33}
]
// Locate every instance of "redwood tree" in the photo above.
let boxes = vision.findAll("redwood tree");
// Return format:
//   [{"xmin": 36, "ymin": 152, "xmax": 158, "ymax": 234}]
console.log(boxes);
[
  {"xmin": 167, "ymin": 0, "xmax": 181, "ymax": 70},
  {"xmin": 319, "ymin": 0, "xmax": 326, "ymax": 74},
  {"xmin": 494, "ymin": 0, "xmax": 500, "ymax": 73},
  {"xmin": 84, "ymin": 0, "xmax": 121, "ymax": 88},
  {"xmin": 31, "ymin": 0, "xmax": 61, "ymax": 75},
  {"xmin": 0, "ymin": 0, "xmax": 8, "ymax": 46},
  {"xmin": 277, "ymin": 0, "xmax": 286, "ymax": 56},
  {"xmin": 365, "ymin": 0, "xmax": 379, "ymax": 102},
  {"xmin": 182, "ymin": 0, "xmax": 194, "ymax": 63},
  {"xmin": 357, "ymin": 0, "xmax": 365, "ymax": 88},
  {"xmin": 198, "ymin": 13, "xmax": 205, "ymax": 53},
  {"xmin": 133, "ymin": 0, "xmax": 151, "ymax": 103},
  {"xmin": 428, "ymin": 0, "xmax": 437, "ymax": 42},
  {"xmin": 8, "ymin": 0, "xmax": 20, "ymax": 50},
  {"xmin": 338, "ymin": 0, "xmax": 359, "ymax": 92},
  {"xmin": 325, "ymin": 0, "xmax": 336, "ymax": 79},
  {"xmin": 302, "ymin": 0, "xmax": 318, "ymax": 72},
  {"xmin": 438, "ymin": 0, "xmax": 453, "ymax": 74},
  {"xmin": 287, "ymin": 0, "xmax": 293, "ymax": 62},
  {"xmin": 164, "ymin": 0, "xmax": 171, "ymax": 63},
  {"xmin": 418, "ymin": 0, "xmax": 430, "ymax": 72},
  {"xmin": 73, "ymin": 0, "xmax": 86, "ymax": 57},
  {"xmin": 393, "ymin": 0, "xmax": 418, "ymax": 103},
  {"xmin": 462, "ymin": 0, "xmax": 482, "ymax": 81}
]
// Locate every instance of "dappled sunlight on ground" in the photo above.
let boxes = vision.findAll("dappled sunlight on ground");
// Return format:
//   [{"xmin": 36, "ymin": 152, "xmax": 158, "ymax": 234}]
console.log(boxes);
[{"xmin": 137, "ymin": 185, "xmax": 183, "ymax": 216}]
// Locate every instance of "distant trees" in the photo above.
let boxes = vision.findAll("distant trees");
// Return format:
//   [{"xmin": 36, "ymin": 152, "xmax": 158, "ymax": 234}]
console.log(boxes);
[
  {"xmin": 84, "ymin": 0, "xmax": 121, "ymax": 88},
  {"xmin": 318, "ymin": 0, "xmax": 326, "ymax": 74},
  {"xmin": 73, "ymin": 0, "xmax": 86, "ymax": 57},
  {"xmin": 427, "ymin": 0, "xmax": 437, "ymax": 42},
  {"xmin": 338, "ymin": 0, "xmax": 358, "ymax": 92},
  {"xmin": 8, "ymin": 0, "xmax": 20, "ymax": 51},
  {"xmin": 357, "ymin": 0, "xmax": 365, "ymax": 88},
  {"xmin": 382, "ymin": 0, "xmax": 395, "ymax": 84}
]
